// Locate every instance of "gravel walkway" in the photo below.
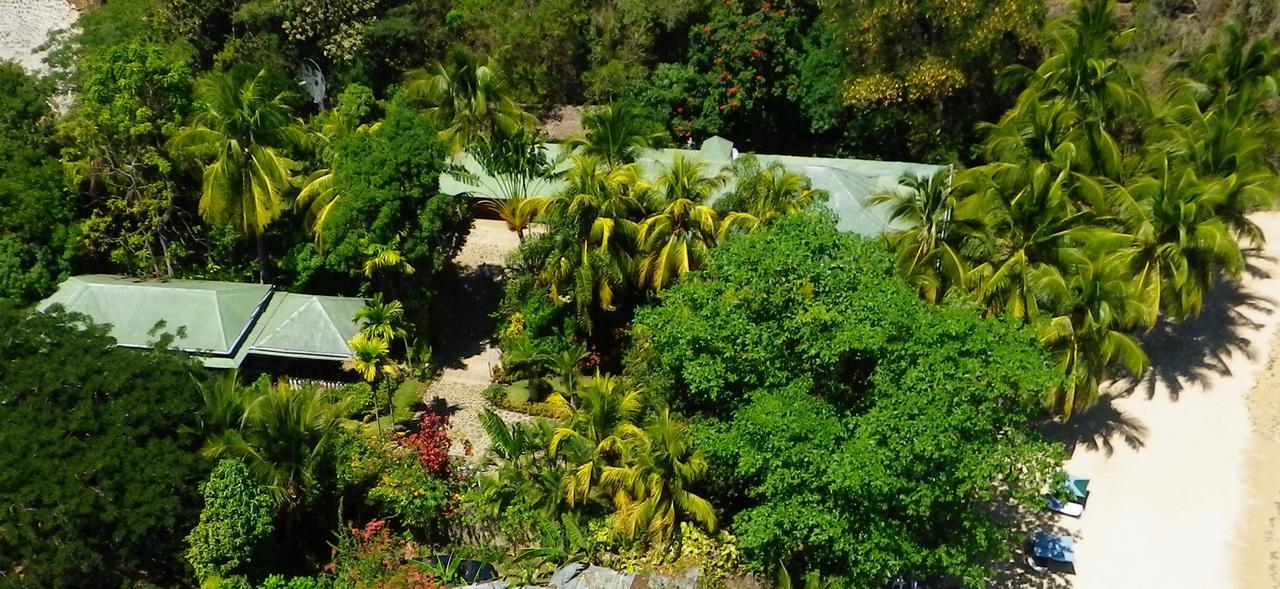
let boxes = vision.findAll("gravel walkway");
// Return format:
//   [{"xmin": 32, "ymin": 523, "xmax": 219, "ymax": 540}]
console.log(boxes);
[{"xmin": 425, "ymin": 219, "xmax": 532, "ymax": 461}]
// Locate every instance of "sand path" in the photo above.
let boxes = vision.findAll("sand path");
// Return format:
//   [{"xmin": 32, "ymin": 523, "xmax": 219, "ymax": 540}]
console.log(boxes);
[
  {"xmin": 423, "ymin": 219, "xmax": 530, "ymax": 461},
  {"xmin": 1021, "ymin": 212, "xmax": 1280, "ymax": 588}
]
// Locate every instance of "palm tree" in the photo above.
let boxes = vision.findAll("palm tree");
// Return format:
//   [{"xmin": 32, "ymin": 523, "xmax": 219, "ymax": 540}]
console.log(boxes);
[
  {"xmin": 1034, "ymin": 248, "xmax": 1151, "ymax": 415},
  {"xmin": 718, "ymin": 154, "xmax": 825, "ymax": 237},
  {"xmin": 603, "ymin": 406, "xmax": 716, "ymax": 547},
  {"xmin": 635, "ymin": 156, "xmax": 725, "ymax": 291},
  {"xmin": 402, "ymin": 46, "xmax": 537, "ymax": 153},
  {"xmin": 959, "ymin": 162, "xmax": 1094, "ymax": 321},
  {"xmin": 870, "ymin": 170, "xmax": 967, "ymax": 303},
  {"xmin": 478, "ymin": 195, "xmax": 552, "ymax": 241},
  {"xmin": 354, "ymin": 294, "xmax": 412, "ymax": 370},
  {"xmin": 200, "ymin": 380, "xmax": 349, "ymax": 508},
  {"xmin": 170, "ymin": 68, "xmax": 300, "ymax": 283},
  {"xmin": 546, "ymin": 373, "xmax": 644, "ymax": 507},
  {"xmin": 571, "ymin": 102, "xmax": 665, "ymax": 168},
  {"xmin": 1113, "ymin": 154, "xmax": 1245, "ymax": 322},
  {"xmin": 1172, "ymin": 21, "xmax": 1279, "ymax": 110},
  {"xmin": 343, "ymin": 333, "xmax": 401, "ymax": 384},
  {"xmin": 476, "ymin": 410, "xmax": 565, "ymax": 519}
]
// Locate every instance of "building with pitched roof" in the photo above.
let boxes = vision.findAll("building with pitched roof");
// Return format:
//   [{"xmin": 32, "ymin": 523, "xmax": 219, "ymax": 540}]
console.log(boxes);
[
  {"xmin": 37, "ymin": 275, "xmax": 367, "ymax": 371},
  {"xmin": 440, "ymin": 136, "xmax": 947, "ymax": 236}
]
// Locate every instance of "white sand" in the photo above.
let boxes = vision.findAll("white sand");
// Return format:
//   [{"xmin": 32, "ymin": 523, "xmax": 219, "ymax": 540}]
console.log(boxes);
[
  {"xmin": 1048, "ymin": 212, "xmax": 1280, "ymax": 588},
  {"xmin": 0, "ymin": 0, "xmax": 77, "ymax": 75}
]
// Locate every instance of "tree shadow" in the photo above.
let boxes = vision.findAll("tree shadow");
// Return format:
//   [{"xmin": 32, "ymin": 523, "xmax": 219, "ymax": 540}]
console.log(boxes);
[
  {"xmin": 1123, "ymin": 260, "xmax": 1276, "ymax": 402},
  {"xmin": 1039, "ymin": 393, "xmax": 1149, "ymax": 457},
  {"xmin": 990, "ymin": 502, "xmax": 1076, "ymax": 589},
  {"xmin": 431, "ymin": 263, "xmax": 506, "ymax": 370}
]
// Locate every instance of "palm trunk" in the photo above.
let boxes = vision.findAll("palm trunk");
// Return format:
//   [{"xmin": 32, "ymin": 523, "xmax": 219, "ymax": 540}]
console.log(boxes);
[{"xmin": 256, "ymin": 233, "xmax": 271, "ymax": 284}]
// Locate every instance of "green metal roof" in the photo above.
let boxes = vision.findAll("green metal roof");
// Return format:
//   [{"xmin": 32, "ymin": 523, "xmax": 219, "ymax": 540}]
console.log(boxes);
[
  {"xmin": 441, "ymin": 136, "xmax": 946, "ymax": 237},
  {"xmin": 36, "ymin": 275, "xmax": 272, "ymax": 357},
  {"xmin": 245, "ymin": 293, "xmax": 366, "ymax": 360},
  {"xmin": 37, "ymin": 276, "xmax": 367, "ymax": 369}
]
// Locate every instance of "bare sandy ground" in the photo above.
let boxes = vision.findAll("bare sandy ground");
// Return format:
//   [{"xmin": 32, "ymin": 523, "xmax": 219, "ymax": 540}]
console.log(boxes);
[
  {"xmin": 1023, "ymin": 212, "xmax": 1280, "ymax": 588},
  {"xmin": 0, "ymin": 0, "xmax": 77, "ymax": 74}
]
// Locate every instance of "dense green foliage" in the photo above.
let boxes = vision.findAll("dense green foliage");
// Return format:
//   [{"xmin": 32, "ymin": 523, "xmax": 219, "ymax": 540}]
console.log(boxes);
[
  {"xmin": 186, "ymin": 459, "xmax": 277, "ymax": 581},
  {"xmin": 878, "ymin": 0, "xmax": 1280, "ymax": 415},
  {"xmin": 0, "ymin": 65, "xmax": 72, "ymax": 303},
  {"xmin": 0, "ymin": 304, "xmax": 208, "ymax": 588},
  {"xmin": 628, "ymin": 214, "xmax": 1061, "ymax": 585}
]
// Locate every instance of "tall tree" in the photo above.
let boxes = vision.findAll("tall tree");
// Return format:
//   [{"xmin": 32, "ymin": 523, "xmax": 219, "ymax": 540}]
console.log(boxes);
[
  {"xmin": 402, "ymin": 46, "xmax": 537, "ymax": 153},
  {"xmin": 171, "ymin": 67, "xmax": 300, "ymax": 283}
]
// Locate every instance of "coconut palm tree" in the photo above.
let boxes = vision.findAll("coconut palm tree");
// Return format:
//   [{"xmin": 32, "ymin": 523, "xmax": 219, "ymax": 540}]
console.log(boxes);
[
  {"xmin": 1173, "ymin": 21, "xmax": 1280, "ymax": 110},
  {"xmin": 402, "ymin": 46, "xmax": 537, "ymax": 153},
  {"xmin": 603, "ymin": 406, "xmax": 716, "ymax": 546},
  {"xmin": 476, "ymin": 410, "xmax": 565, "ymax": 519},
  {"xmin": 200, "ymin": 380, "xmax": 349, "ymax": 508},
  {"xmin": 571, "ymin": 102, "xmax": 666, "ymax": 169},
  {"xmin": 546, "ymin": 373, "xmax": 644, "ymax": 507},
  {"xmin": 960, "ymin": 163, "xmax": 1094, "ymax": 321},
  {"xmin": 718, "ymin": 155, "xmax": 825, "ymax": 237},
  {"xmin": 870, "ymin": 170, "xmax": 968, "ymax": 303},
  {"xmin": 1035, "ymin": 248, "xmax": 1152, "ymax": 415},
  {"xmin": 344, "ymin": 334, "xmax": 400, "ymax": 384},
  {"xmin": 170, "ymin": 68, "xmax": 301, "ymax": 283},
  {"xmin": 635, "ymin": 156, "xmax": 725, "ymax": 291},
  {"xmin": 1113, "ymin": 154, "xmax": 1245, "ymax": 323}
]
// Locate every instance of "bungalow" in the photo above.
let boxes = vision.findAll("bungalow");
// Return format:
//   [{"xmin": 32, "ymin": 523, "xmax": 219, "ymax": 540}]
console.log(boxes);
[
  {"xmin": 37, "ymin": 275, "xmax": 367, "ymax": 376},
  {"xmin": 440, "ymin": 135, "xmax": 947, "ymax": 237}
]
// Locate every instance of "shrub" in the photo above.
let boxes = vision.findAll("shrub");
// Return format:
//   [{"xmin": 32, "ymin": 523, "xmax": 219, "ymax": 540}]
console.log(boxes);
[{"xmin": 186, "ymin": 459, "xmax": 277, "ymax": 580}]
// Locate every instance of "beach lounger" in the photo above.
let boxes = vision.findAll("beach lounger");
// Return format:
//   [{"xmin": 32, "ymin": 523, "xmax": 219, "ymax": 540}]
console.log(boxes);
[
  {"xmin": 1046, "ymin": 495, "xmax": 1085, "ymax": 517},
  {"xmin": 1066, "ymin": 475, "xmax": 1090, "ymax": 503},
  {"xmin": 1032, "ymin": 532, "xmax": 1076, "ymax": 563}
]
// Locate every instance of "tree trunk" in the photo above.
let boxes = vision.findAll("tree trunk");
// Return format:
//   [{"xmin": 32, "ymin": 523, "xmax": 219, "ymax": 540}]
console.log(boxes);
[{"xmin": 256, "ymin": 232, "xmax": 271, "ymax": 284}]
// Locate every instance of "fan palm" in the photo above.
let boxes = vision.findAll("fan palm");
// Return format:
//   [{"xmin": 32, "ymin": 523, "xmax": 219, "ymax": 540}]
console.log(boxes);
[
  {"xmin": 602, "ymin": 406, "xmax": 716, "ymax": 547},
  {"xmin": 869, "ymin": 170, "xmax": 967, "ymax": 303},
  {"xmin": 170, "ymin": 68, "xmax": 300, "ymax": 283},
  {"xmin": 402, "ymin": 46, "xmax": 537, "ymax": 153},
  {"xmin": 546, "ymin": 373, "xmax": 644, "ymax": 507}
]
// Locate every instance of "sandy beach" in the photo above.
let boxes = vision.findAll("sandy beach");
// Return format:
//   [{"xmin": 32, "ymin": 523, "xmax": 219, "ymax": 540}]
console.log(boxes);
[
  {"xmin": 1024, "ymin": 211, "xmax": 1280, "ymax": 588},
  {"xmin": 0, "ymin": 0, "xmax": 77, "ymax": 74}
]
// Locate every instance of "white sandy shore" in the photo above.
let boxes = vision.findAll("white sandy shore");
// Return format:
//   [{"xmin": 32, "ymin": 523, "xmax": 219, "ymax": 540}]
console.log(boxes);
[
  {"xmin": 1042, "ymin": 212, "xmax": 1280, "ymax": 588},
  {"xmin": 0, "ymin": 0, "xmax": 77, "ymax": 75}
]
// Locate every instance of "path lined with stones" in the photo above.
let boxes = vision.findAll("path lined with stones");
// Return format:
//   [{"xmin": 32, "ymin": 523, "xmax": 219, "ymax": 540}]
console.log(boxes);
[{"xmin": 425, "ymin": 219, "xmax": 532, "ymax": 461}]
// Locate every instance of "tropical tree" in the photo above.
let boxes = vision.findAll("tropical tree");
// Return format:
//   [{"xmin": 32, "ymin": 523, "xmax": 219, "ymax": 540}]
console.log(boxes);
[
  {"xmin": 1172, "ymin": 21, "xmax": 1280, "ymax": 111},
  {"xmin": 170, "ymin": 68, "xmax": 300, "ymax": 283},
  {"xmin": 402, "ymin": 46, "xmax": 537, "ymax": 153},
  {"xmin": 571, "ymin": 102, "xmax": 666, "ymax": 169},
  {"xmin": 200, "ymin": 380, "xmax": 349, "ymax": 508},
  {"xmin": 344, "ymin": 334, "xmax": 401, "ymax": 385},
  {"xmin": 718, "ymin": 155, "xmax": 825, "ymax": 238},
  {"xmin": 355, "ymin": 294, "xmax": 408, "ymax": 342},
  {"xmin": 1114, "ymin": 154, "xmax": 1245, "ymax": 322},
  {"xmin": 603, "ymin": 406, "xmax": 716, "ymax": 546},
  {"xmin": 635, "ymin": 156, "xmax": 725, "ymax": 291},
  {"xmin": 546, "ymin": 373, "xmax": 644, "ymax": 507},
  {"xmin": 1034, "ymin": 248, "xmax": 1151, "ymax": 414},
  {"xmin": 870, "ymin": 170, "xmax": 967, "ymax": 303},
  {"xmin": 475, "ymin": 410, "xmax": 566, "ymax": 520}
]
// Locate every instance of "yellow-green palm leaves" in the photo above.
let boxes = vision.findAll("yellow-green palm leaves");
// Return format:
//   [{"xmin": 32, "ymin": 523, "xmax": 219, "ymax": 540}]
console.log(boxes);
[
  {"xmin": 343, "ymin": 334, "xmax": 400, "ymax": 384},
  {"xmin": 720, "ymin": 155, "xmax": 825, "ymax": 238},
  {"xmin": 170, "ymin": 68, "xmax": 300, "ymax": 282},
  {"xmin": 870, "ymin": 170, "xmax": 966, "ymax": 303},
  {"xmin": 402, "ymin": 46, "xmax": 536, "ymax": 153},
  {"xmin": 603, "ymin": 406, "xmax": 716, "ymax": 546},
  {"xmin": 546, "ymin": 373, "xmax": 644, "ymax": 507},
  {"xmin": 636, "ymin": 156, "xmax": 725, "ymax": 291}
]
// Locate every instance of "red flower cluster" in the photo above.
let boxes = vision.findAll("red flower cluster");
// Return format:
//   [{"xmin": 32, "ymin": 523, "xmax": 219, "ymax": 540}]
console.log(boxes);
[{"xmin": 401, "ymin": 411, "xmax": 452, "ymax": 477}]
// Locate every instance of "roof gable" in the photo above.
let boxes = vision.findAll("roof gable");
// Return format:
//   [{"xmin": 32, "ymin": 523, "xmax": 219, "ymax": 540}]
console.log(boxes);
[{"xmin": 246, "ymin": 293, "xmax": 366, "ymax": 360}]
